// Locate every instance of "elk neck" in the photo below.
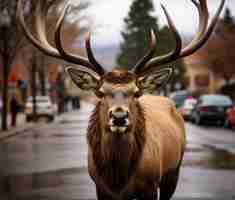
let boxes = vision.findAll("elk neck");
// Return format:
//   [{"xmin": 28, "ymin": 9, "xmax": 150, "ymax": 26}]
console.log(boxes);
[{"xmin": 87, "ymin": 100, "xmax": 146, "ymax": 192}]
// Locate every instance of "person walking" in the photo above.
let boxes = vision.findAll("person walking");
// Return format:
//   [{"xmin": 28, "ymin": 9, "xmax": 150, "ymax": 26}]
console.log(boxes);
[{"xmin": 10, "ymin": 95, "xmax": 20, "ymax": 127}]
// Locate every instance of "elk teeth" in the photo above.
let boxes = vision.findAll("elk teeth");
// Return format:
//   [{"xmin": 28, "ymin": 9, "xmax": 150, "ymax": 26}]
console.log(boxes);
[
  {"xmin": 110, "ymin": 126, "xmax": 118, "ymax": 132},
  {"xmin": 110, "ymin": 126, "xmax": 127, "ymax": 133},
  {"xmin": 118, "ymin": 127, "xmax": 127, "ymax": 133}
]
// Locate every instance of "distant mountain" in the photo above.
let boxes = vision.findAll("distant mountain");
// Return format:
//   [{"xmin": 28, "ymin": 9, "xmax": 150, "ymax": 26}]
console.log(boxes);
[{"xmin": 95, "ymin": 44, "xmax": 120, "ymax": 70}]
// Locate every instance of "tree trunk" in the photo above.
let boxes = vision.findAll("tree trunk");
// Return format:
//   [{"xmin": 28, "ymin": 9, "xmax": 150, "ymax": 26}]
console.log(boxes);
[
  {"xmin": 1, "ymin": 57, "xmax": 9, "ymax": 131},
  {"xmin": 1, "ymin": 30, "xmax": 10, "ymax": 131},
  {"xmin": 224, "ymin": 77, "xmax": 230, "ymax": 86},
  {"xmin": 31, "ymin": 53, "xmax": 37, "ymax": 122},
  {"xmin": 39, "ymin": 68, "xmax": 46, "ymax": 96}
]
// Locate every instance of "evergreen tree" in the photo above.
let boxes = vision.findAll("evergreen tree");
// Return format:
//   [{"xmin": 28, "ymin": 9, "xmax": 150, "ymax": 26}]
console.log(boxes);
[
  {"xmin": 157, "ymin": 26, "xmax": 186, "ymax": 91},
  {"xmin": 117, "ymin": 0, "xmax": 186, "ymax": 91},
  {"xmin": 117, "ymin": 0, "xmax": 159, "ymax": 69},
  {"xmin": 224, "ymin": 8, "xmax": 234, "ymax": 27}
]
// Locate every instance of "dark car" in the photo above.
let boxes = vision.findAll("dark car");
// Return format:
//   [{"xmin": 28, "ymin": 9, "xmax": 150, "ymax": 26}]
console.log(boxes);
[
  {"xmin": 191, "ymin": 94, "xmax": 233, "ymax": 125},
  {"xmin": 225, "ymin": 106, "xmax": 235, "ymax": 129}
]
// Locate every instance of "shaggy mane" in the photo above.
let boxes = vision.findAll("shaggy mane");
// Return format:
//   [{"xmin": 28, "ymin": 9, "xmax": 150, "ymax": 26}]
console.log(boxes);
[{"xmin": 87, "ymin": 101, "xmax": 146, "ymax": 193}]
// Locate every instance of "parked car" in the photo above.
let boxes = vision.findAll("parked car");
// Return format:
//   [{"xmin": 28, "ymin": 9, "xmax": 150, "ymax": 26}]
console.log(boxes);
[
  {"xmin": 225, "ymin": 106, "xmax": 235, "ymax": 128},
  {"xmin": 25, "ymin": 96, "xmax": 57, "ymax": 122},
  {"xmin": 0, "ymin": 98, "xmax": 2, "ymax": 113},
  {"xmin": 169, "ymin": 90, "xmax": 190, "ymax": 109},
  {"xmin": 178, "ymin": 97, "xmax": 197, "ymax": 120},
  {"xmin": 191, "ymin": 94, "xmax": 233, "ymax": 125}
]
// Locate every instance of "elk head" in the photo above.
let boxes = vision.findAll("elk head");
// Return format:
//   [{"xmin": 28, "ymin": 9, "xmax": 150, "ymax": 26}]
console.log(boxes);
[{"xmin": 17, "ymin": 0, "xmax": 225, "ymax": 134}]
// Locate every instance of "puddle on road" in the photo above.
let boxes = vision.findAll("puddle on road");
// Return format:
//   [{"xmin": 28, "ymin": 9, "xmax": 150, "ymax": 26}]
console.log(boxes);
[
  {"xmin": 21, "ymin": 129, "xmax": 86, "ymax": 139},
  {"xmin": 0, "ymin": 167, "xmax": 89, "ymax": 200},
  {"xmin": 183, "ymin": 145, "xmax": 235, "ymax": 170},
  {"xmin": 204, "ymin": 146, "xmax": 235, "ymax": 169}
]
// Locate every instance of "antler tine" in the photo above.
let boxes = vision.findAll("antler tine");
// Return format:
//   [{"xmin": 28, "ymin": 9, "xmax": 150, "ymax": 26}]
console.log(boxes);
[
  {"xmin": 188, "ymin": 0, "xmax": 209, "ymax": 46},
  {"xmin": 136, "ymin": 4, "xmax": 182, "ymax": 75},
  {"xmin": 17, "ymin": 0, "xmax": 61, "ymax": 58},
  {"xmin": 54, "ymin": 3, "xmax": 105, "ymax": 74},
  {"xmin": 85, "ymin": 33, "xmax": 106, "ymax": 75},
  {"xmin": 18, "ymin": 0, "xmax": 104, "ymax": 75},
  {"xmin": 132, "ymin": 29, "xmax": 157, "ymax": 73},
  {"xmin": 137, "ymin": 0, "xmax": 225, "ymax": 76},
  {"xmin": 180, "ymin": 0, "xmax": 225, "ymax": 57},
  {"xmin": 34, "ymin": 0, "xmax": 61, "ymax": 57}
]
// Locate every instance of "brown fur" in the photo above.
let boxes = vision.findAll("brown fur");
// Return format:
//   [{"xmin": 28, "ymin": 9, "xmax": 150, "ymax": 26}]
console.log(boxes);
[
  {"xmin": 103, "ymin": 70, "xmax": 136, "ymax": 84},
  {"xmin": 87, "ymin": 95, "xmax": 186, "ymax": 200},
  {"xmin": 87, "ymin": 100, "xmax": 145, "ymax": 194}
]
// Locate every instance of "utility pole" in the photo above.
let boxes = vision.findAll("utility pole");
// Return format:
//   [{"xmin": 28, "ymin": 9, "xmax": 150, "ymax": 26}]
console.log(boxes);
[
  {"xmin": 0, "ymin": 8, "xmax": 12, "ymax": 131},
  {"xmin": 31, "ymin": 51, "xmax": 37, "ymax": 122}
]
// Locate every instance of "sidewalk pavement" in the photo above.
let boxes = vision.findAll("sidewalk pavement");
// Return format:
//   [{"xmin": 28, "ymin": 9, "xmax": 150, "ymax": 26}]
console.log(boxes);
[
  {"xmin": 0, "ymin": 113, "xmax": 35, "ymax": 141},
  {"xmin": 0, "ymin": 101, "xmax": 94, "ymax": 141}
]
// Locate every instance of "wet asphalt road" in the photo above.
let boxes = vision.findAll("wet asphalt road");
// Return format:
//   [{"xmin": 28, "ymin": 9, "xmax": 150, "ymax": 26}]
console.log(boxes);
[{"xmin": 0, "ymin": 102, "xmax": 235, "ymax": 200}]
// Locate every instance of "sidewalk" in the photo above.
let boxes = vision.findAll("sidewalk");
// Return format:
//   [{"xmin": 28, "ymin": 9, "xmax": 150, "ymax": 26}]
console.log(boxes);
[
  {"xmin": 0, "ymin": 113, "xmax": 34, "ymax": 141},
  {"xmin": 0, "ymin": 101, "xmax": 94, "ymax": 141}
]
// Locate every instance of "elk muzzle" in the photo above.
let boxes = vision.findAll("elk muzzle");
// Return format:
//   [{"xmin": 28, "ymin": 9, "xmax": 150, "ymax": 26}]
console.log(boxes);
[{"xmin": 108, "ymin": 106, "xmax": 130, "ymax": 134}]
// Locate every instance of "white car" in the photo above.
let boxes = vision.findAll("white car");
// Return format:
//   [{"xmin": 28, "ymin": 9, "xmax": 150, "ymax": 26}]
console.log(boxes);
[
  {"xmin": 178, "ymin": 97, "xmax": 197, "ymax": 120},
  {"xmin": 25, "ymin": 96, "xmax": 57, "ymax": 122}
]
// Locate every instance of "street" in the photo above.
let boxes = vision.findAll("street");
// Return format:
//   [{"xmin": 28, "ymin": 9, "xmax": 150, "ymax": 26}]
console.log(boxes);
[{"xmin": 0, "ymin": 102, "xmax": 235, "ymax": 200}]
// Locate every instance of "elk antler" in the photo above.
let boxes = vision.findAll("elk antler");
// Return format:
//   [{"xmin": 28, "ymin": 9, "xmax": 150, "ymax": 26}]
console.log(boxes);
[
  {"xmin": 17, "ymin": 0, "xmax": 105, "ymax": 76},
  {"xmin": 134, "ymin": 0, "xmax": 225, "ymax": 76}
]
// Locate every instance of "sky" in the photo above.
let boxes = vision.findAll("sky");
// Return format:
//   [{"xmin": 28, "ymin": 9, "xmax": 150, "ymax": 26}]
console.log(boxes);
[{"xmin": 84, "ymin": 0, "xmax": 235, "ymax": 47}]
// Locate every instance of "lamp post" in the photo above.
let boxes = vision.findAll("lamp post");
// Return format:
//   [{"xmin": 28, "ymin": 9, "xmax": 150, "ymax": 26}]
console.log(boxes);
[
  {"xmin": 0, "ymin": 8, "xmax": 12, "ymax": 131},
  {"xmin": 56, "ymin": 65, "xmax": 65, "ymax": 114}
]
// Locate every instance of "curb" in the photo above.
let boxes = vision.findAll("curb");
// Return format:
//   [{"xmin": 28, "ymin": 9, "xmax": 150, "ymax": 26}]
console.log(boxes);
[
  {"xmin": 0, "ymin": 101, "xmax": 94, "ymax": 142},
  {"xmin": 0, "ymin": 123, "xmax": 36, "ymax": 142}
]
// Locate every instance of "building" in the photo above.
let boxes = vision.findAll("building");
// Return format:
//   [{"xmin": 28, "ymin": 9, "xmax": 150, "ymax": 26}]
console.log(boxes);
[{"xmin": 184, "ymin": 53, "xmax": 225, "ymax": 96}]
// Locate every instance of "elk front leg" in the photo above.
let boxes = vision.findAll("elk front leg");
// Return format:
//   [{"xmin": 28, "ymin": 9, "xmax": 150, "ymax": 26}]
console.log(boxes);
[
  {"xmin": 159, "ymin": 166, "xmax": 180, "ymax": 200},
  {"xmin": 96, "ymin": 186, "xmax": 119, "ymax": 200},
  {"xmin": 136, "ymin": 183, "xmax": 158, "ymax": 200}
]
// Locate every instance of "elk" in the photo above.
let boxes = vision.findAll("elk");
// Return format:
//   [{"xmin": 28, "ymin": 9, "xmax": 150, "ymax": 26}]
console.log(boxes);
[{"xmin": 17, "ymin": 0, "xmax": 225, "ymax": 199}]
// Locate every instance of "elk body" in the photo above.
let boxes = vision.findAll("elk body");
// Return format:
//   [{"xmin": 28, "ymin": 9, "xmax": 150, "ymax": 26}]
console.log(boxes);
[
  {"xmin": 86, "ymin": 74, "xmax": 186, "ymax": 200},
  {"xmin": 17, "ymin": 0, "xmax": 225, "ymax": 199}
]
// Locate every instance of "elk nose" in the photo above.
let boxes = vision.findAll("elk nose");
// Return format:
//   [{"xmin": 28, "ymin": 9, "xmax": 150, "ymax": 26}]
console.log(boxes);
[{"xmin": 109, "ymin": 107, "xmax": 129, "ymax": 127}]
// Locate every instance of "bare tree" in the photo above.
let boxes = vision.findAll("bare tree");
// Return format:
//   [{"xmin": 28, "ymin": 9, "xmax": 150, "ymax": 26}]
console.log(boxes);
[
  {"xmin": 37, "ymin": 0, "xmax": 90, "ymax": 96},
  {"xmin": 0, "ymin": 0, "xmax": 26, "ymax": 131},
  {"xmin": 0, "ymin": 0, "xmax": 90, "ymax": 130},
  {"xmin": 200, "ymin": 8, "xmax": 235, "ymax": 85}
]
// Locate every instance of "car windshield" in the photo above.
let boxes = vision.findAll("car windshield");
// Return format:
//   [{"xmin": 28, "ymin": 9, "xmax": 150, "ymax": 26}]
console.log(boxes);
[{"xmin": 201, "ymin": 95, "xmax": 232, "ymax": 106}]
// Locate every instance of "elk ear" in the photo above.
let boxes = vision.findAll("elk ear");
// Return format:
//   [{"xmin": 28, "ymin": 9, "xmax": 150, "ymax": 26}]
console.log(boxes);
[
  {"xmin": 66, "ymin": 66, "xmax": 100, "ymax": 91},
  {"xmin": 137, "ymin": 68, "xmax": 173, "ymax": 93}
]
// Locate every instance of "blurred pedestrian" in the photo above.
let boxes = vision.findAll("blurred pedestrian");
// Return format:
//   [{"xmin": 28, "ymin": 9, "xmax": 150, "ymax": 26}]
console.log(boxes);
[
  {"xmin": 10, "ymin": 94, "xmax": 20, "ymax": 127},
  {"xmin": 72, "ymin": 96, "xmax": 80, "ymax": 110},
  {"xmin": 75, "ymin": 96, "xmax": 80, "ymax": 109}
]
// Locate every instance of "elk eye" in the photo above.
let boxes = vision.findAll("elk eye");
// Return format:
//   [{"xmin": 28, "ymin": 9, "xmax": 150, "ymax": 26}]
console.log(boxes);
[
  {"xmin": 123, "ymin": 93, "xmax": 128, "ymax": 98},
  {"xmin": 134, "ymin": 90, "xmax": 143, "ymax": 98}
]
